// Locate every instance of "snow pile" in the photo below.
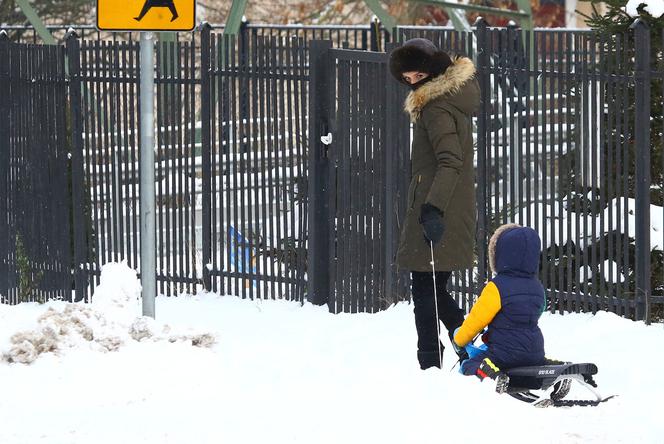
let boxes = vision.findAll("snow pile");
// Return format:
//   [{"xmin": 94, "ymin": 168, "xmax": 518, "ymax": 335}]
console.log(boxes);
[
  {"xmin": 89, "ymin": 261, "xmax": 142, "ymax": 323},
  {"xmin": 625, "ymin": 0, "xmax": 664, "ymax": 17},
  {"xmin": 1, "ymin": 262, "xmax": 215, "ymax": 364}
]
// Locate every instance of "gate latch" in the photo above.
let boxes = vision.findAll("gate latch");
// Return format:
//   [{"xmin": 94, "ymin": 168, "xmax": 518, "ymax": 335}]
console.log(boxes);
[{"xmin": 320, "ymin": 132, "xmax": 333, "ymax": 145}]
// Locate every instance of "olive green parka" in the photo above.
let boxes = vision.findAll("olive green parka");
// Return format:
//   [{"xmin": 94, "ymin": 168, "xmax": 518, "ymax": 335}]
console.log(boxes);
[{"xmin": 395, "ymin": 56, "xmax": 480, "ymax": 272}]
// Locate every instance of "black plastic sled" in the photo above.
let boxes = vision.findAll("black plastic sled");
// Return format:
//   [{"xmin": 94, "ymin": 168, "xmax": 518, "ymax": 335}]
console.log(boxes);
[{"xmin": 503, "ymin": 362, "xmax": 615, "ymax": 407}]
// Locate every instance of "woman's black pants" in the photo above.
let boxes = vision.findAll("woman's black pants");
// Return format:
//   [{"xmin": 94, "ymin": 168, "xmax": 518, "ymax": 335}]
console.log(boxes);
[{"xmin": 411, "ymin": 271, "xmax": 465, "ymax": 369}]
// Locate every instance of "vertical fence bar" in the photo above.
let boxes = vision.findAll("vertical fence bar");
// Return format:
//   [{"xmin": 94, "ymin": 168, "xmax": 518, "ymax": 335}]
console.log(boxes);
[
  {"xmin": 249, "ymin": 32, "xmax": 260, "ymax": 299},
  {"xmin": 0, "ymin": 33, "xmax": 9, "ymax": 302},
  {"xmin": 596, "ymin": 32, "xmax": 606, "ymax": 311},
  {"xmin": 307, "ymin": 40, "xmax": 332, "ymax": 306},
  {"xmin": 257, "ymin": 36, "xmax": 269, "ymax": 298},
  {"xmin": 155, "ymin": 42, "xmax": 164, "ymax": 294},
  {"xmin": 338, "ymin": 56, "xmax": 350, "ymax": 313},
  {"xmin": 661, "ymin": 29, "xmax": 664, "ymax": 317},
  {"xmin": 120, "ymin": 42, "xmax": 132, "ymax": 271},
  {"xmin": 358, "ymin": 59, "xmax": 369, "ymax": 311},
  {"xmin": 589, "ymin": 33, "xmax": 599, "ymax": 313},
  {"xmin": 606, "ymin": 34, "xmax": 623, "ymax": 314},
  {"xmin": 621, "ymin": 34, "xmax": 632, "ymax": 317},
  {"xmin": 129, "ymin": 42, "xmax": 140, "ymax": 281},
  {"xmin": 475, "ymin": 19, "xmax": 489, "ymax": 284},
  {"xmin": 214, "ymin": 33, "xmax": 223, "ymax": 295},
  {"xmin": 200, "ymin": 24, "xmax": 212, "ymax": 292},
  {"xmin": 0, "ymin": 31, "xmax": 13, "ymax": 303},
  {"xmin": 275, "ymin": 37, "xmax": 286, "ymax": 299},
  {"xmin": 631, "ymin": 19, "xmax": 651, "ymax": 323},
  {"xmin": 66, "ymin": 33, "xmax": 87, "ymax": 302}
]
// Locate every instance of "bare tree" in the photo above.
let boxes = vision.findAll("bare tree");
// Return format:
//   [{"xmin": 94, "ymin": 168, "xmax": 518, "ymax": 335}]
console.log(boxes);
[{"xmin": 1, "ymin": 0, "xmax": 92, "ymax": 25}]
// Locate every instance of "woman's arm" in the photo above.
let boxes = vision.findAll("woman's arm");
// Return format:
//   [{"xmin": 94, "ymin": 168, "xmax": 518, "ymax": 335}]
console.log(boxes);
[{"xmin": 421, "ymin": 105, "xmax": 463, "ymax": 213}]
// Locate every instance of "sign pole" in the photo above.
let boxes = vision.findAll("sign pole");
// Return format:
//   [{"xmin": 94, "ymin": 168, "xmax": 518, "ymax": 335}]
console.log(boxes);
[{"xmin": 140, "ymin": 31, "xmax": 156, "ymax": 318}]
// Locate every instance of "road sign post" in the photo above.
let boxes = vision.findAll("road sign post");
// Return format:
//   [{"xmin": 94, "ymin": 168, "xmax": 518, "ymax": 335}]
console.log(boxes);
[{"xmin": 139, "ymin": 31, "xmax": 156, "ymax": 319}]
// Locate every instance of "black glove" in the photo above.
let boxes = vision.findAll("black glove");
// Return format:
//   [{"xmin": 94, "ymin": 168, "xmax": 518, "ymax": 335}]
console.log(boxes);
[{"xmin": 419, "ymin": 203, "xmax": 445, "ymax": 244}]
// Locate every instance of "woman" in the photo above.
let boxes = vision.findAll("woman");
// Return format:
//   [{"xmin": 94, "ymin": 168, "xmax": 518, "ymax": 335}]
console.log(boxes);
[{"xmin": 389, "ymin": 38, "xmax": 480, "ymax": 370}]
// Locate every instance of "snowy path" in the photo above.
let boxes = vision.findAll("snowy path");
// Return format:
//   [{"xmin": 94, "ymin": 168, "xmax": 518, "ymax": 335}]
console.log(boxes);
[{"xmin": 1, "ymin": 293, "xmax": 663, "ymax": 444}]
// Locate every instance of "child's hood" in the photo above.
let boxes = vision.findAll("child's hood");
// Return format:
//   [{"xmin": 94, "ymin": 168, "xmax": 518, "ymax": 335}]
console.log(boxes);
[{"xmin": 489, "ymin": 224, "xmax": 541, "ymax": 276}]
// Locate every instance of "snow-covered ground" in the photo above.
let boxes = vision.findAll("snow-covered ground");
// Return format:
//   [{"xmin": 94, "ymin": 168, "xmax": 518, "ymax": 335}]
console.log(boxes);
[{"xmin": 1, "ymin": 263, "xmax": 663, "ymax": 444}]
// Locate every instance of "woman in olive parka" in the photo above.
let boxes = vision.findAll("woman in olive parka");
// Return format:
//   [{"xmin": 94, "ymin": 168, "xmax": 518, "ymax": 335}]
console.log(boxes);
[{"xmin": 389, "ymin": 38, "xmax": 480, "ymax": 370}]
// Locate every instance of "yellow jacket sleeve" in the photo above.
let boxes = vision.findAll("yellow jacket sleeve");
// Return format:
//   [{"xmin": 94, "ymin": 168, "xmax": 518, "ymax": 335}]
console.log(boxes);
[{"xmin": 453, "ymin": 281, "xmax": 502, "ymax": 347}]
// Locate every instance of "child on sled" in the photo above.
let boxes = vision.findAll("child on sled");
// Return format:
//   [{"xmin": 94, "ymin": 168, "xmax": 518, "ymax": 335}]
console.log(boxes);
[{"xmin": 452, "ymin": 224, "xmax": 548, "ymax": 392}]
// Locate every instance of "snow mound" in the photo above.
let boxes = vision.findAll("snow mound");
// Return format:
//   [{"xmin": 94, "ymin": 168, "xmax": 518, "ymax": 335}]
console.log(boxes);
[
  {"xmin": 90, "ymin": 261, "xmax": 142, "ymax": 323},
  {"xmin": 3, "ymin": 304, "xmax": 124, "ymax": 364},
  {"xmin": 2, "ymin": 262, "xmax": 216, "ymax": 364}
]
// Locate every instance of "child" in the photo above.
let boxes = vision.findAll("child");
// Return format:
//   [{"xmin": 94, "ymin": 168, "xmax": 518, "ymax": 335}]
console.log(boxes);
[{"xmin": 452, "ymin": 224, "xmax": 547, "ymax": 391}]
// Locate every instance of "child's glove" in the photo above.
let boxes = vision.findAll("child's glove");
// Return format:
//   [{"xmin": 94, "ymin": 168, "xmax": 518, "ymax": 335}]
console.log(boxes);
[{"xmin": 451, "ymin": 328, "xmax": 469, "ymax": 362}]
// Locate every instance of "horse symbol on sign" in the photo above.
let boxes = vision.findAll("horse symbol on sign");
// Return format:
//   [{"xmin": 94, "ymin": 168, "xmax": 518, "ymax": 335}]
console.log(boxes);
[{"xmin": 134, "ymin": 0, "xmax": 179, "ymax": 22}]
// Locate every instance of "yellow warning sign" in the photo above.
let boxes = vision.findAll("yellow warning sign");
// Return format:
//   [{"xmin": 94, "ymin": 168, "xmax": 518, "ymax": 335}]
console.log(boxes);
[{"xmin": 97, "ymin": 0, "xmax": 196, "ymax": 31}]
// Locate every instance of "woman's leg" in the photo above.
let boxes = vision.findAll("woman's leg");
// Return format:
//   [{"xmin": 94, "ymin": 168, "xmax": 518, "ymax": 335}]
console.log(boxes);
[
  {"xmin": 434, "ymin": 271, "xmax": 465, "ymax": 335},
  {"xmin": 411, "ymin": 271, "xmax": 444, "ymax": 369}
]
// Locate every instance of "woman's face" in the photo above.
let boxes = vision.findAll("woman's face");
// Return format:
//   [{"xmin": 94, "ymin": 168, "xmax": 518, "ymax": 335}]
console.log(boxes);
[{"xmin": 402, "ymin": 71, "xmax": 429, "ymax": 85}]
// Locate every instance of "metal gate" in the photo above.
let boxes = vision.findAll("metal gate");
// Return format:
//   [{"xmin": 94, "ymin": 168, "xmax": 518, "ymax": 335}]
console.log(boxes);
[
  {"xmin": 0, "ymin": 38, "xmax": 72, "ymax": 303},
  {"xmin": 307, "ymin": 41, "xmax": 410, "ymax": 313}
]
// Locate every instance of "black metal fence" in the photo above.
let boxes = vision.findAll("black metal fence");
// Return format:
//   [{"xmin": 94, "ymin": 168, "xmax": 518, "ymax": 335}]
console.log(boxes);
[
  {"xmin": 1, "ymin": 22, "xmax": 662, "ymax": 322},
  {"xmin": 0, "ymin": 39, "xmax": 71, "ymax": 304}
]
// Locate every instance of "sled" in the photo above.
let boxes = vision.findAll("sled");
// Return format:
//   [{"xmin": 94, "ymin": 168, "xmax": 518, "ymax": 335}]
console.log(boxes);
[
  {"xmin": 504, "ymin": 362, "xmax": 615, "ymax": 407},
  {"xmin": 463, "ymin": 342, "xmax": 615, "ymax": 407}
]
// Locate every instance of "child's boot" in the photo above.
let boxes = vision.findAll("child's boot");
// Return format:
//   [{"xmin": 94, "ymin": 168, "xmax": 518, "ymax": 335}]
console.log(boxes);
[{"xmin": 477, "ymin": 357, "xmax": 510, "ymax": 393}]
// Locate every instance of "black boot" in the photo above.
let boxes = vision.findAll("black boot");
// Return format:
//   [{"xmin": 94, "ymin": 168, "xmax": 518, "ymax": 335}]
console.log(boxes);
[{"xmin": 418, "ymin": 346, "xmax": 444, "ymax": 370}]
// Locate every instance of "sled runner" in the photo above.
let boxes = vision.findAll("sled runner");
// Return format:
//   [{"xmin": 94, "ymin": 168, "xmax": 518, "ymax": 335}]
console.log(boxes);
[
  {"xmin": 503, "ymin": 362, "xmax": 615, "ymax": 407},
  {"xmin": 463, "ymin": 342, "xmax": 615, "ymax": 407}
]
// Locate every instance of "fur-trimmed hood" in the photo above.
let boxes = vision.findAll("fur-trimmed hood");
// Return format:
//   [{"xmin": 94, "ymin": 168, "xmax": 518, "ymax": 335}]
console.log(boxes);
[
  {"xmin": 404, "ymin": 57, "xmax": 478, "ymax": 122},
  {"xmin": 489, "ymin": 224, "xmax": 542, "ymax": 276}
]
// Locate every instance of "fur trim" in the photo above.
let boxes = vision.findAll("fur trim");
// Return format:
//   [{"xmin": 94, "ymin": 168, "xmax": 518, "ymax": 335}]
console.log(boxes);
[
  {"xmin": 404, "ymin": 57, "xmax": 476, "ymax": 121},
  {"xmin": 488, "ymin": 223, "xmax": 521, "ymax": 275}
]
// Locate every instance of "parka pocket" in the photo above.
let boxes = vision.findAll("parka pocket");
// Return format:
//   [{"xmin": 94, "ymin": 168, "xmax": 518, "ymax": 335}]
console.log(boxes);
[{"xmin": 407, "ymin": 174, "xmax": 422, "ymax": 210}]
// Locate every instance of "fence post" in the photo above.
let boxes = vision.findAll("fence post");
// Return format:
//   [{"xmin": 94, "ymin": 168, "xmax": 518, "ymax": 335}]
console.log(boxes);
[
  {"xmin": 474, "ymin": 17, "xmax": 489, "ymax": 286},
  {"xmin": 200, "ymin": 22, "xmax": 213, "ymax": 292},
  {"xmin": 0, "ymin": 31, "xmax": 9, "ymax": 302},
  {"xmin": 631, "ymin": 19, "xmax": 651, "ymax": 323},
  {"xmin": 383, "ymin": 42, "xmax": 402, "ymax": 308},
  {"xmin": 65, "ymin": 30, "xmax": 87, "ymax": 303},
  {"xmin": 369, "ymin": 17, "xmax": 381, "ymax": 51},
  {"xmin": 307, "ymin": 40, "xmax": 333, "ymax": 307}
]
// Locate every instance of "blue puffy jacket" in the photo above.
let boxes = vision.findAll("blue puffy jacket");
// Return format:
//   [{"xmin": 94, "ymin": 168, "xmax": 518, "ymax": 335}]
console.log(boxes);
[{"xmin": 454, "ymin": 224, "xmax": 546, "ymax": 369}]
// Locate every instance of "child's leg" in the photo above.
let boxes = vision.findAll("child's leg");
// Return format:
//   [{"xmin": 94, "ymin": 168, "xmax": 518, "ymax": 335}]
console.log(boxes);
[{"xmin": 460, "ymin": 352, "xmax": 510, "ymax": 393}]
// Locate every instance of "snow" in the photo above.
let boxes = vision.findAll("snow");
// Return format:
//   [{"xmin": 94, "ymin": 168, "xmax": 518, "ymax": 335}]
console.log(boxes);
[
  {"xmin": 626, "ymin": 0, "xmax": 664, "ymax": 17},
  {"xmin": 1, "ymin": 264, "xmax": 664, "ymax": 443}
]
